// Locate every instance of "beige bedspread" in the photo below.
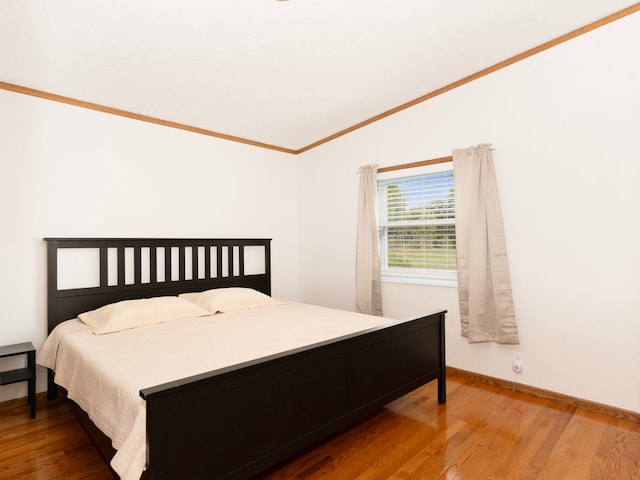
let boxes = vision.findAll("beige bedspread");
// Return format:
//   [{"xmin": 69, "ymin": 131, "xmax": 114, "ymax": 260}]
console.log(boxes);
[{"xmin": 37, "ymin": 302, "xmax": 392, "ymax": 480}]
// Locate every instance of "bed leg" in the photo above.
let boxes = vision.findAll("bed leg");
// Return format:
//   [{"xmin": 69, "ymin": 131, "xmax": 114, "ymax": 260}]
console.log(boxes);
[
  {"xmin": 437, "ymin": 368, "xmax": 446, "ymax": 404},
  {"xmin": 437, "ymin": 311, "xmax": 447, "ymax": 404},
  {"xmin": 47, "ymin": 369, "xmax": 58, "ymax": 400}
]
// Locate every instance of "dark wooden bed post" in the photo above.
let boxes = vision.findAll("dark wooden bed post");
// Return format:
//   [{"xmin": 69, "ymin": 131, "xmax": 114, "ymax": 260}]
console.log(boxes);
[
  {"xmin": 438, "ymin": 312, "xmax": 447, "ymax": 404},
  {"xmin": 46, "ymin": 239, "xmax": 59, "ymax": 400}
]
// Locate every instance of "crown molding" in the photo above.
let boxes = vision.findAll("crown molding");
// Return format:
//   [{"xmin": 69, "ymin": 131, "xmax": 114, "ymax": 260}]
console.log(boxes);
[
  {"xmin": 0, "ymin": 81, "xmax": 297, "ymax": 155},
  {"xmin": 295, "ymin": 2, "xmax": 640, "ymax": 153}
]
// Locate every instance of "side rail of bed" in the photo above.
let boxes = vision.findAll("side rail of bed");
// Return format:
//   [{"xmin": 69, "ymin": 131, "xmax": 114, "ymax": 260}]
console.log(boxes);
[{"xmin": 141, "ymin": 309, "xmax": 446, "ymax": 480}]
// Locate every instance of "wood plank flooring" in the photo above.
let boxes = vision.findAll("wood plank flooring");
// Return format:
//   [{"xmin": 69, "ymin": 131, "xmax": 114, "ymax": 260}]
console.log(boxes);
[
  {"xmin": 1, "ymin": 374, "xmax": 639, "ymax": 479},
  {"xmin": 0, "ymin": 392, "xmax": 114, "ymax": 480}
]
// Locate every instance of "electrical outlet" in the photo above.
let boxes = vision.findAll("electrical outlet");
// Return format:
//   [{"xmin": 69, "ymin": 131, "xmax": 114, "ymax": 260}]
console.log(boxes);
[{"xmin": 512, "ymin": 352, "xmax": 524, "ymax": 373}]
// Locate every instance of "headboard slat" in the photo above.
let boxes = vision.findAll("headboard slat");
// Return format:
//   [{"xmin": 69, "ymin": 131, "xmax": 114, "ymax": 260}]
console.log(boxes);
[
  {"xmin": 204, "ymin": 246, "xmax": 211, "ymax": 280},
  {"xmin": 150, "ymin": 247, "xmax": 157, "ymax": 285},
  {"xmin": 216, "ymin": 246, "xmax": 223, "ymax": 278},
  {"xmin": 99, "ymin": 247, "xmax": 108, "ymax": 288},
  {"xmin": 117, "ymin": 246, "xmax": 126, "ymax": 286},
  {"xmin": 133, "ymin": 246, "xmax": 142, "ymax": 285},
  {"xmin": 164, "ymin": 247, "xmax": 172, "ymax": 283},
  {"xmin": 239, "ymin": 245, "xmax": 245, "ymax": 277},
  {"xmin": 192, "ymin": 246, "xmax": 199, "ymax": 281}
]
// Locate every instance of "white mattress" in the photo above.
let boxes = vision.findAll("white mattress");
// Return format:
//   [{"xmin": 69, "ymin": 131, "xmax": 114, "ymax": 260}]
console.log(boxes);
[{"xmin": 37, "ymin": 302, "xmax": 392, "ymax": 480}]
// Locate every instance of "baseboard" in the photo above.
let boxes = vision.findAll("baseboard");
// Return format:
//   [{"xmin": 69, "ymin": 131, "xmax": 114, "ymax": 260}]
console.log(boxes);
[{"xmin": 447, "ymin": 366, "xmax": 640, "ymax": 423}]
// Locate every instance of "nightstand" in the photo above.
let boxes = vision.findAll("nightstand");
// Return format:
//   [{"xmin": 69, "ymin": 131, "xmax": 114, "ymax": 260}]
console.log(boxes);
[{"xmin": 0, "ymin": 342, "xmax": 36, "ymax": 418}]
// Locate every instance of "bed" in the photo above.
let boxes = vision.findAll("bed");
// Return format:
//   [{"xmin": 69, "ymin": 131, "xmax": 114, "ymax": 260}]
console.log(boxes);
[{"xmin": 40, "ymin": 238, "xmax": 446, "ymax": 480}]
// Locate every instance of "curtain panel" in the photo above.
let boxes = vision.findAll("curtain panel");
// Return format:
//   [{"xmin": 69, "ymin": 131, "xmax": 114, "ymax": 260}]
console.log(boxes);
[
  {"xmin": 356, "ymin": 164, "xmax": 383, "ymax": 316},
  {"xmin": 452, "ymin": 144, "xmax": 519, "ymax": 344}
]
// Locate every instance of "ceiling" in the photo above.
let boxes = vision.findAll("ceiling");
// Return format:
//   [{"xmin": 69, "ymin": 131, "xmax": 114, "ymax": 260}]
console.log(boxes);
[{"xmin": 1, "ymin": 0, "xmax": 637, "ymax": 152}]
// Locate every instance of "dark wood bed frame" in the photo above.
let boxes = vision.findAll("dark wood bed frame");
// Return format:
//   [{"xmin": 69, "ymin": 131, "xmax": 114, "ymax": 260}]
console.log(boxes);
[{"xmin": 45, "ymin": 238, "xmax": 446, "ymax": 480}]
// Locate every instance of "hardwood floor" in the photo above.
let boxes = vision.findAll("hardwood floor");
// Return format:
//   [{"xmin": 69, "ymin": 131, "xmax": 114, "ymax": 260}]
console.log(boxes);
[
  {"xmin": 0, "ymin": 393, "xmax": 115, "ymax": 480},
  {"xmin": 1, "ymin": 374, "xmax": 639, "ymax": 479}
]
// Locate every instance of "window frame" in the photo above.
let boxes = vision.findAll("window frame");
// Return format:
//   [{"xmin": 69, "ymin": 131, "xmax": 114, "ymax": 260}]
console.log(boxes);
[{"xmin": 377, "ymin": 163, "xmax": 458, "ymax": 287}]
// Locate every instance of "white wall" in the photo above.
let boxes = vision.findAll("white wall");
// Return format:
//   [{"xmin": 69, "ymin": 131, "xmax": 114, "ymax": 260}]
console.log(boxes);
[
  {"xmin": 0, "ymin": 92, "xmax": 300, "ymax": 401},
  {"xmin": 298, "ymin": 13, "xmax": 640, "ymax": 412}
]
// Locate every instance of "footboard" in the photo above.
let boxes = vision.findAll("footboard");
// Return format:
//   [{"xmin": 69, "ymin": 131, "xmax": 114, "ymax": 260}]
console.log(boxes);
[{"xmin": 141, "ymin": 310, "xmax": 446, "ymax": 480}]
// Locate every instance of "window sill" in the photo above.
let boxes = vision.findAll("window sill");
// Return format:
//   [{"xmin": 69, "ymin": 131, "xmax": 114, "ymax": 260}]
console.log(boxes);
[{"xmin": 381, "ymin": 274, "xmax": 458, "ymax": 288}]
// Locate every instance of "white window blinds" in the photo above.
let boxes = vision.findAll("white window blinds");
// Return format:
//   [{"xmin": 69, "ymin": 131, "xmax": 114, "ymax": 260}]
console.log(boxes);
[{"xmin": 377, "ymin": 169, "xmax": 457, "ymax": 284}]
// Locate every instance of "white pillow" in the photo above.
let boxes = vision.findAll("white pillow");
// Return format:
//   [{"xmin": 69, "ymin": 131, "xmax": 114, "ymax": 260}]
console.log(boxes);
[
  {"xmin": 78, "ymin": 296, "xmax": 211, "ymax": 335},
  {"xmin": 179, "ymin": 287, "xmax": 283, "ymax": 314}
]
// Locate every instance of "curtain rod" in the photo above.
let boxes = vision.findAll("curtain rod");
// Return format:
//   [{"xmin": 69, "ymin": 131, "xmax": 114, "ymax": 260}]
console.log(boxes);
[{"xmin": 377, "ymin": 156, "xmax": 452, "ymax": 174}]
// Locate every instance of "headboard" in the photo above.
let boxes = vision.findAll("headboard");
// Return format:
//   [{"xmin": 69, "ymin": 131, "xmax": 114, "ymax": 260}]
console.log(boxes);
[{"xmin": 45, "ymin": 238, "xmax": 271, "ymax": 333}]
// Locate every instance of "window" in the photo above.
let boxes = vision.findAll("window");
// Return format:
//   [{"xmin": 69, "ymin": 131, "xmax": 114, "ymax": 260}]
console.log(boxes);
[{"xmin": 377, "ymin": 166, "xmax": 457, "ymax": 285}]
